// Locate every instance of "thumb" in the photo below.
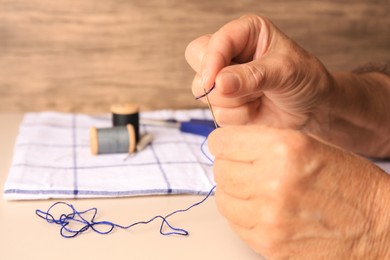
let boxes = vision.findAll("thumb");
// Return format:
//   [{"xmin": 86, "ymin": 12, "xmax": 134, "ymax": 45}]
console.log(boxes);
[{"xmin": 215, "ymin": 57, "xmax": 288, "ymax": 97}]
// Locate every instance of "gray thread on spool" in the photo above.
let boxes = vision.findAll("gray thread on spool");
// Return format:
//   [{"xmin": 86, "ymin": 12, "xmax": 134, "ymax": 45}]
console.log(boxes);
[{"xmin": 97, "ymin": 126, "xmax": 130, "ymax": 154}]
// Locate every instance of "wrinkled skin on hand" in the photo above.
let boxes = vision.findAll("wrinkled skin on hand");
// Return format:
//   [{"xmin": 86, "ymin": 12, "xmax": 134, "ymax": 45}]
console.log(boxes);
[
  {"xmin": 185, "ymin": 15, "xmax": 333, "ymax": 130},
  {"xmin": 186, "ymin": 14, "xmax": 390, "ymax": 259},
  {"xmin": 208, "ymin": 126, "xmax": 390, "ymax": 259}
]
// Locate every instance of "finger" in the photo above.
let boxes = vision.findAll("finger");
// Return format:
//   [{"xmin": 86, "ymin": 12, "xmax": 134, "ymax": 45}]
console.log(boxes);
[
  {"xmin": 192, "ymin": 74, "xmax": 259, "ymax": 109},
  {"xmin": 215, "ymin": 188, "xmax": 258, "ymax": 229},
  {"xmin": 212, "ymin": 99, "xmax": 261, "ymax": 126},
  {"xmin": 215, "ymin": 57, "xmax": 288, "ymax": 96},
  {"xmin": 208, "ymin": 125, "xmax": 303, "ymax": 162},
  {"xmin": 191, "ymin": 73, "xmax": 202, "ymax": 97},
  {"xmin": 213, "ymin": 157, "xmax": 285, "ymax": 201},
  {"xmin": 213, "ymin": 158, "xmax": 256, "ymax": 199},
  {"xmin": 185, "ymin": 34, "xmax": 212, "ymax": 72},
  {"xmin": 199, "ymin": 15, "xmax": 273, "ymax": 93},
  {"xmin": 208, "ymin": 126, "xmax": 272, "ymax": 162},
  {"xmin": 216, "ymin": 188, "xmax": 287, "ymax": 233},
  {"xmin": 229, "ymin": 222, "xmax": 283, "ymax": 258}
]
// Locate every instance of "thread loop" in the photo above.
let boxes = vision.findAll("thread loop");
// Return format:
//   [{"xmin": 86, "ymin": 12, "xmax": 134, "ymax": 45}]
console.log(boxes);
[{"xmin": 36, "ymin": 186, "xmax": 216, "ymax": 238}]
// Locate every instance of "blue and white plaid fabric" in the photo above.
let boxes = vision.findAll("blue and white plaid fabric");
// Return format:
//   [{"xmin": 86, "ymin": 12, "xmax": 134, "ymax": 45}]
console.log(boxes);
[{"xmin": 3, "ymin": 109, "xmax": 215, "ymax": 200}]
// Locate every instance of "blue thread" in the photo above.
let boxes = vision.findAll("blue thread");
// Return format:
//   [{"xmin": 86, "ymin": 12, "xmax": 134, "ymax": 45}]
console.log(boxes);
[{"xmin": 36, "ymin": 185, "xmax": 216, "ymax": 238}]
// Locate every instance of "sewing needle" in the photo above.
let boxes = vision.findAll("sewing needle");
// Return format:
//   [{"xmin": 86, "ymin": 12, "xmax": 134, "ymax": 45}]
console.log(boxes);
[{"xmin": 204, "ymin": 88, "xmax": 218, "ymax": 129}]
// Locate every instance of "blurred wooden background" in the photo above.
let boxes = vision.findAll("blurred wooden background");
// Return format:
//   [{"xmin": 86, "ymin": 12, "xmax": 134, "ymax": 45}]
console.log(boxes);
[{"xmin": 0, "ymin": 0, "xmax": 389, "ymax": 112}]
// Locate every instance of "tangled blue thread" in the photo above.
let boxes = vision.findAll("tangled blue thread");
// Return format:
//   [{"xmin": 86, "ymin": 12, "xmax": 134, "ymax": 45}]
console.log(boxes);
[{"xmin": 36, "ymin": 185, "xmax": 216, "ymax": 238}]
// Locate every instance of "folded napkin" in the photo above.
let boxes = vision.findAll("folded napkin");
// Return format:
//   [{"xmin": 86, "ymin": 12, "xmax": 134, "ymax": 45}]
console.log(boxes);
[{"xmin": 3, "ymin": 109, "xmax": 215, "ymax": 200}]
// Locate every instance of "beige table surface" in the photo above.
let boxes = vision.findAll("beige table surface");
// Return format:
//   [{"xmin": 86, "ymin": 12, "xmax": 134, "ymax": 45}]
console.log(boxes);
[{"xmin": 0, "ymin": 114, "xmax": 261, "ymax": 260}]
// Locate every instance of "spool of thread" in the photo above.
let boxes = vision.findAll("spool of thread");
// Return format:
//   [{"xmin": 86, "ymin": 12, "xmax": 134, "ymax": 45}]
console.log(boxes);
[
  {"xmin": 111, "ymin": 103, "xmax": 140, "ymax": 142},
  {"xmin": 90, "ymin": 125, "xmax": 136, "ymax": 155}
]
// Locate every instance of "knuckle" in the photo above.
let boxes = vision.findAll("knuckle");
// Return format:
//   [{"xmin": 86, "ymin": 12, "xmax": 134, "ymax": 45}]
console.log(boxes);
[
  {"xmin": 240, "ymin": 14, "xmax": 270, "ymax": 26},
  {"xmin": 244, "ymin": 63, "xmax": 265, "ymax": 90},
  {"xmin": 279, "ymin": 55, "xmax": 298, "ymax": 85},
  {"xmin": 271, "ymin": 136, "xmax": 294, "ymax": 160},
  {"xmin": 272, "ymin": 130, "xmax": 310, "ymax": 160},
  {"xmin": 282, "ymin": 55, "xmax": 296, "ymax": 73},
  {"xmin": 268, "ymin": 130, "xmax": 315, "ymax": 187},
  {"xmin": 293, "ymin": 132, "xmax": 312, "ymax": 153}
]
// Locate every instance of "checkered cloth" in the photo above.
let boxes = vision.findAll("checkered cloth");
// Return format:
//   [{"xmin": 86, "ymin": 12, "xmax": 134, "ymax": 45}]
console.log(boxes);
[
  {"xmin": 3, "ymin": 109, "xmax": 215, "ymax": 200},
  {"xmin": 3, "ymin": 110, "xmax": 390, "ymax": 200}
]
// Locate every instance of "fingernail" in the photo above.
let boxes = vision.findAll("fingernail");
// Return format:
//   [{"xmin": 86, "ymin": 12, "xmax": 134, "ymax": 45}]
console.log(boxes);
[{"xmin": 219, "ymin": 72, "xmax": 240, "ymax": 94}]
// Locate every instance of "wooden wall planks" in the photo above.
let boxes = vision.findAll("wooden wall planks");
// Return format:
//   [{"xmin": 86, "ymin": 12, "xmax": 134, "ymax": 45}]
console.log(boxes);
[{"xmin": 0, "ymin": 0, "xmax": 389, "ymax": 112}]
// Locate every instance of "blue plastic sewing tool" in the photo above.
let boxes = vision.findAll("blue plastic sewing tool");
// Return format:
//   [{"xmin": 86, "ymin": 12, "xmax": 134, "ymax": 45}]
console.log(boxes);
[
  {"xmin": 140, "ymin": 118, "xmax": 216, "ymax": 137},
  {"xmin": 142, "ymin": 87, "xmax": 219, "ymax": 137},
  {"xmin": 179, "ymin": 119, "xmax": 216, "ymax": 137}
]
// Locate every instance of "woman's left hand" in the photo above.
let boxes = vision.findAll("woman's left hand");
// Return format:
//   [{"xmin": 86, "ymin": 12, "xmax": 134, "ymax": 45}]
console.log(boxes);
[{"xmin": 208, "ymin": 126, "xmax": 390, "ymax": 259}]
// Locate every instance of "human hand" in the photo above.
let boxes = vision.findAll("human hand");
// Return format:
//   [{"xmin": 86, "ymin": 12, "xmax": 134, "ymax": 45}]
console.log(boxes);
[
  {"xmin": 185, "ymin": 15, "xmax": 333, "ymax": 130},
  {"xmin": 208, "ymin": 126, "xmax": 390, "ymax": 259}
]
